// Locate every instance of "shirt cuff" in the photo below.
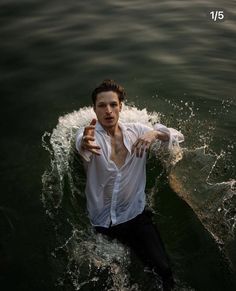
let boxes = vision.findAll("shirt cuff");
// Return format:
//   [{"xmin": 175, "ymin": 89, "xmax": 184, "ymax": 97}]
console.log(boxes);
[{"xmin": 153, "ymin": 123, "xmax": 184, "ymax": 150}]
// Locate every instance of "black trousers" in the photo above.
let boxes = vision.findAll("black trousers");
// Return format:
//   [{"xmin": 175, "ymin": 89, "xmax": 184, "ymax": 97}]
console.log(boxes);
[{"xmin": 95, "ymin": 209, "xmax": 174, "ymax": 289}]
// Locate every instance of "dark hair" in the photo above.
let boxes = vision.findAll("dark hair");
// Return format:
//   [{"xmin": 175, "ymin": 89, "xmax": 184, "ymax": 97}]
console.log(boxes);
[{"xmin": 91, "ymin": 79, "xmax": 126, "ymax": 105}]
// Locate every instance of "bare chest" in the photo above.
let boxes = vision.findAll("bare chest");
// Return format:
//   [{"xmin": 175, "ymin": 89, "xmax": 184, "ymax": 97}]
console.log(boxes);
[{"xmin": 110, "ymin": 136, "xmax": 128, "ymax": 169}]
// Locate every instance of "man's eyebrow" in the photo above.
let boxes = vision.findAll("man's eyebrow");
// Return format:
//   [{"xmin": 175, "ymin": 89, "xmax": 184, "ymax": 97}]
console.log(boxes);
[{"xmin": 97, "ymin": 101, "xmax": 118, "ymax": 105}]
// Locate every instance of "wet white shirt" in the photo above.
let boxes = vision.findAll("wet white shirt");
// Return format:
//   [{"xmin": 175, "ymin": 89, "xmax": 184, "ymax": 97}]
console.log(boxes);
[{"xmin": 76, "ymin": 122, "xmax": 184, "ymax": 228}]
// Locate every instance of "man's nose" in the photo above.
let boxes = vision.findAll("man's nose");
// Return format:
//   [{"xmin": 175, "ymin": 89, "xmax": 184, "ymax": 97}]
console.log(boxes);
[{"xmin": 106, "ymin": 105, "xmax": 112, "ymax": 113}]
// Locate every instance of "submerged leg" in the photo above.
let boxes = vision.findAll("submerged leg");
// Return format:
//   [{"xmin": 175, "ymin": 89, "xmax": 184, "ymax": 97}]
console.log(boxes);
[
  {"xmin": 95, "ymin": 211, "xmax": 174, "ymax": 290},
  {"xmin": 127, "ymin": 211, "xmax": 175, "ymax": 290}
]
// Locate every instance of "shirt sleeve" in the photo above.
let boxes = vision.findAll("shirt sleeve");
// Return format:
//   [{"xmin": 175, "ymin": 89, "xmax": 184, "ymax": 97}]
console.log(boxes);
[
  {"xmin": 134, "ymin": 122, "xmax": 153, "ymax": 136},
  {"xmin": 153, "ymin": 123, "xmax": 184, "ymax": 150},
  {"xmin": 75, "ymin": 128, "xmax": 93, "ymax": 162}
]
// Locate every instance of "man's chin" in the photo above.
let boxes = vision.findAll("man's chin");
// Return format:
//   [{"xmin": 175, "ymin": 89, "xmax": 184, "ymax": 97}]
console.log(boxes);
[
  {"xmin": 104, "ymin": 123, "xmax": 115, "ymax": 128},
  {"xmin": 101, "ymin": 120, "xmax": 116, "ymax": 128}
]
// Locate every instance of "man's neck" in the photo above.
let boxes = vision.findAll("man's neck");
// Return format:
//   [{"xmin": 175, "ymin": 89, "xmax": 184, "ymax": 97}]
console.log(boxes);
[{"xmin": 104, "ymin": 123, "xmax": 120, "ymax": 137}]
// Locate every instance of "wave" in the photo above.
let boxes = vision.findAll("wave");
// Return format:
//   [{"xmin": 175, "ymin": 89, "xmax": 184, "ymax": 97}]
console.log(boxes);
[{"xmin": 41, "ymin": 104, "xmax": 235, "ymax": 290}]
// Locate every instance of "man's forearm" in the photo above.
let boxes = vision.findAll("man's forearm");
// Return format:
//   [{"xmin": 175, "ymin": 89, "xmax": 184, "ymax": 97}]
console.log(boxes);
[{"xmin": 154, "ymin": 130, "xmax": 169, "ymax": 142}]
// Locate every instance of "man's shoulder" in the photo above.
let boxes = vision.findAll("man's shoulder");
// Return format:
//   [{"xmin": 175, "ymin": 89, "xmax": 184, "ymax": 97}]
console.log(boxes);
[
  {"xmin": 120, "ymin": 122, "xmax": 153, "ymax": 137},
  {"xmin": 121, "ymin": 122, "xmax": 152, "ymax": 131}
]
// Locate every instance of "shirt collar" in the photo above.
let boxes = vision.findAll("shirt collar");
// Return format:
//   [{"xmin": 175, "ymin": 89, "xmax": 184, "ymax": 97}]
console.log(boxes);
[
  {"xmin": 95, "ymin": 121, "xmax": 127, "ymax": 133},
  {"xmin": 95, "ymin": 121, "xmax": 105, "ymax": 132}
]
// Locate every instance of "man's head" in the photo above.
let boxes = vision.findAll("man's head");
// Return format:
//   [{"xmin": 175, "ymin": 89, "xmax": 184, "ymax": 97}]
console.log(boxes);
[
  {"xmin": 91, "ymin": 79, "xmax": 126, "ymax": 131},
  {"xmin": 91, "ymin": 79, "xmax": 126, "ymax": 106}
]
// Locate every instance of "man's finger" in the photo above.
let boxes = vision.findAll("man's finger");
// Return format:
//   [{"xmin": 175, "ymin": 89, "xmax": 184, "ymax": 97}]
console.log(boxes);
[
  {"xmin": 83, "ymin": 135, "xmax": 95, "ymax": 142},
  {"xmin": 135, "ymin": 146, "xmax": 141, "ymax": 157},
  {"xmin": 145, "ymin": 144, "xmax": 150, "ymax": 152},
  {"xmin": 139, "ymin": 145, "xmax": 145, "ymax": 158},
  {"xmin": 84, "ymin": 119, "xmax": 97, "ymax": 136},
  {"xmin": 90, "ymin": 118, "xmax": 97, "ymax": 126},
  {"xmin": 84, "ymin": 125, "xmax": 96, "ymax": 130},
  {"xmin": 82, "ymin": 143, "xmax": 101, "ymax": 150},
  {"xmin": 84, "ymin": 125, "xmax": 95, "ymax": 136},
  {"xmin": 88, "ymin": 148, "xmax": 101, "ymax": 155},
  {"xmin": 132, "ymin": 139, "xmax": 143, "ymax": 154},
  {"xmin": 133, "ymin": 140, "xmax": 149, "ymax": 157},
  {"xmin": 132, "ymin": 140, "xmax": 140, "ymax": 154}
]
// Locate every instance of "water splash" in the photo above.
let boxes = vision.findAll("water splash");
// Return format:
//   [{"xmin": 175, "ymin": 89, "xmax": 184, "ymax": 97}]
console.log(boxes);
[
  {"xmin": 53, "ymin": 226, "xmax": 134, "ymax": 291},
  {"xmin": 41, "ymin": 101, "xmax": 235, "ymax": 289},
  {"xmin": 41, "ymin": 104, "xmax": 161, "ymax": 290}
]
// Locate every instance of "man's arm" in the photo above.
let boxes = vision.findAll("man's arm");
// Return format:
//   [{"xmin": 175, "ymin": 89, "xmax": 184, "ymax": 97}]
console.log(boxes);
[{"xmin": 132, "ymin": 124, "xmax": 184, "ymax": 158}]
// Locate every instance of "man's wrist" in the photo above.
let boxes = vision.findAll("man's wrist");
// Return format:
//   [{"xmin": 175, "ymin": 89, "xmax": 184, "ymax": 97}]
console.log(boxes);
[
  {"xmin": 154, "ymin": 130, "xmax": 160, "ymax": 139},
  {"xmin": 154, "ymin": 130, "xmax": 169, "ymax": 141}
]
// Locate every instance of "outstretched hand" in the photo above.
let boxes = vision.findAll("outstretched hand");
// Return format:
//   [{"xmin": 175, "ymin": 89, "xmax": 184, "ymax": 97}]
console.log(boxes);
[
  {"xmin": 81, "ymin": 119, "xmax": 101, "ymax": 155},
  {"xmin": 131, "ymin": 131, "xmax": 158, "ymax": 158}
]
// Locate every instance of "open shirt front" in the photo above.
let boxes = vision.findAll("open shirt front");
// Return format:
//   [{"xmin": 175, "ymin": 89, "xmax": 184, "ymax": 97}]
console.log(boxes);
[{"xmin": 76, "ymin": 121, "xmax": 184, "ymax": 228}]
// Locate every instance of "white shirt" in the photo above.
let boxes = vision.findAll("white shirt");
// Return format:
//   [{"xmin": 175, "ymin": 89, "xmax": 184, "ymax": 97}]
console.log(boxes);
[{"xmin": 76, "ymin": 121, "xmax": 184, "ymax": 228}]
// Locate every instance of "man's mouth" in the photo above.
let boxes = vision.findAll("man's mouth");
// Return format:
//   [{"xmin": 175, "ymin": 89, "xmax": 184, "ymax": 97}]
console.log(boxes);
[{"xmin": 105, "ymin": 117, "xmax": 114, "ymax": 121}]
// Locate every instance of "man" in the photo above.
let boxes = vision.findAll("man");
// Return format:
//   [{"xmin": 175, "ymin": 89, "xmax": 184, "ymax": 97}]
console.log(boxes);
[{"xmin": 76, "ymin": 79, "xmax": 184, "ymax": 290}]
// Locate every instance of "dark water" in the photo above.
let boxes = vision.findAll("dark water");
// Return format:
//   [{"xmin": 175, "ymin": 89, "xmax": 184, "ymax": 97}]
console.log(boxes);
[{"xmin": 1, "ymin": 0, "xmax": 236, "ymax": 290}]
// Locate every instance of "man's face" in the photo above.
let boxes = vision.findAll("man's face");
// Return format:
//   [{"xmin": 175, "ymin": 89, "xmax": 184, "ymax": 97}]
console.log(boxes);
[{"xmin": 93, "ymin": 91, "xmax": 122, "ymax": 129}]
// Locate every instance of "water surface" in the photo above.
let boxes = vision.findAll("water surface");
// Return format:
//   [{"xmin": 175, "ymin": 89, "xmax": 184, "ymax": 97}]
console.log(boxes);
[{"xmin": 1, "ymin": 0, "xmax": 236, "ymax": 290}]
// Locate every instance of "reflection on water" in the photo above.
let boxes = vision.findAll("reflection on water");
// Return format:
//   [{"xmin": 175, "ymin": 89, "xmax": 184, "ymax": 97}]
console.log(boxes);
[
  {"xmin": 1, "ymin": 0, "xmax": 236, "ymax": 101},
  {"xmin": 1, "ymin": 0, "xmax": 236, "ymax": 290}
]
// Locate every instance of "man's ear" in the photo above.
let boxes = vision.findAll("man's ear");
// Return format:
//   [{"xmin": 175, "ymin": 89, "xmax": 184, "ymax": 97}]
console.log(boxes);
[{"xmin": 119, "ymin": 102, "xmax": 122, "ymax": 112}]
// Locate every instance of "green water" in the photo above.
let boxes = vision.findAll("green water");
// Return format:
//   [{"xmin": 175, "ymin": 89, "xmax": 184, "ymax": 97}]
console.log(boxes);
[{"xmin": 1, "ymin": 0, "xmax": 236, "ymax": 290}]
